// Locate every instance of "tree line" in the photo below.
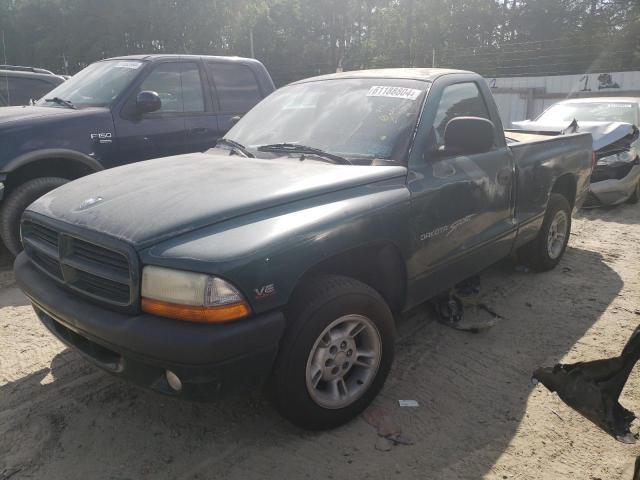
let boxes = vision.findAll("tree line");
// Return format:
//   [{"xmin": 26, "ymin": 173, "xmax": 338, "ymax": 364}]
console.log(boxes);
[{"xmin": 1, "ymin": 0, "xmax": 638, "ymax": 85}]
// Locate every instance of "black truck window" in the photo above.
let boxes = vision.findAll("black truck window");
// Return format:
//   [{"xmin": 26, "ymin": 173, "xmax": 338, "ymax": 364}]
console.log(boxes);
[
  {"xmin": 433, "ymin": 82, "xmax": 491, "ymax": 146},
  {"xmin": 140, "ymin": 63, "xmax": 183, "ymax": 113},
  {"xmin": 0, "ymin": 76, "xmax": 55, "ymax": 106},
  {"xmin": 180, "ymin": 63, "xmax": 206, "ymax": 113},
  {"xmin": 206, "ymin": 62, "xmax": 262, "ymax": 113}
]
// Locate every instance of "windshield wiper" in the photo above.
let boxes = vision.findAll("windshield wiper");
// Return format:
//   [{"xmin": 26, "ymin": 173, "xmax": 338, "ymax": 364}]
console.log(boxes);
[
  {"xmin": 44, "ymin": 97, "xmax": 77, "ymax": 109},
  {"xmin": 216, "ymin": 138, "xmax": 254, "ymax": 158},
  {"xmin": 257, "ymin": 143, "xmax": 352, "ymax": 165}
]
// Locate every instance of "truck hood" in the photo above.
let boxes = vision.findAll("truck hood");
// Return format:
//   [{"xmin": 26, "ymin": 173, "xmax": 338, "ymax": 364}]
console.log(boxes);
[
  {"xmin": 0, "ymin": 105, "xmax": 87, "ymax": 125},
  {"xmin": 511, "ymin": 120, "xmax": 638, "ymax": 152},
  {"xmin": 27, "ymin": 152, "xmax": 407, "ymax": 248}
]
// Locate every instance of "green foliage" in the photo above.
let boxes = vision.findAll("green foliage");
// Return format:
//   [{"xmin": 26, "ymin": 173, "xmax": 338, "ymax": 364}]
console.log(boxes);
[{"xmin": 0, "ymin": 0, "xmax": 637, "ymax": 83}]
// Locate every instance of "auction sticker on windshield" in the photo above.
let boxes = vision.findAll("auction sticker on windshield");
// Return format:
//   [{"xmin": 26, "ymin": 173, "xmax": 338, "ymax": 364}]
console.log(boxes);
[
  {"xmin": 367, "ymin": 86, "xmax": 422, "ymax": 100},
  {"xmin": 114, "ymin": 61, "xmax": 142, "ymax": 69}
]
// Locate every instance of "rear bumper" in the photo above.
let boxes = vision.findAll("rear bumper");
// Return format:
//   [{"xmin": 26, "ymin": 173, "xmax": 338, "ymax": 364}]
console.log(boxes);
[
  {"xmin": 587, "ymin": 165, "xmax": 640, "ymax": 207},
  {"xmin": 14, "ymin": 253, "xmax": 287, "ymax": 399}
]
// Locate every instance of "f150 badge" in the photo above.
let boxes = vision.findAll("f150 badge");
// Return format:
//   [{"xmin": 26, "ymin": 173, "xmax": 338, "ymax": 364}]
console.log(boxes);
[
  {"xmin": 90, "ymin": 132, "xmax": 113, "ymax": 144},
  {"xmin": 255, "ymin": 283, "xmax": 276, "ymax": 299}
]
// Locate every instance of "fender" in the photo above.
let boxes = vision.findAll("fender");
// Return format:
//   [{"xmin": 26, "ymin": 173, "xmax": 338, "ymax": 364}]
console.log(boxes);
[
  {"xmin": 2, "ymin": 148, "xmax": 104, "ymax": 174},
  {"xmin": 142, "ymin": 180, "xmax": 412, "ymax": 314}
]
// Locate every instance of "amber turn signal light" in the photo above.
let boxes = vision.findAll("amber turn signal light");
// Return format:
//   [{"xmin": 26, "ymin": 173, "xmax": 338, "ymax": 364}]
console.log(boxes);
[{"xmin": 142, "ymin": 298, "xmax": 250, "ymax": 323}]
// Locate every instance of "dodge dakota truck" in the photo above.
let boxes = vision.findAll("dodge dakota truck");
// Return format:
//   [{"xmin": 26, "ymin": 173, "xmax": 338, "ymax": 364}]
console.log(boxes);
[
  {"xmin": 0, "ymin": 54, "xmax": 275, "ymax": 254},
  {"xmin": 15, "ymin": 68, "xmax": 593, "ymax": 430}
]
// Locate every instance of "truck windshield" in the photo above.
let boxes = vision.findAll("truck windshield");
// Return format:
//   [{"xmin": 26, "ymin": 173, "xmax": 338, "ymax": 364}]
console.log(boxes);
[
  {"xmin": 35, "ymin": 59, "xmax": 144, "ymax": 108},
  {"xmin": 226, "ymin": 78, "xmax": 430, "ymax": 164},
  {"xmin": 537, "ymin": 102, "xmax": 638, "ymax": 125}
]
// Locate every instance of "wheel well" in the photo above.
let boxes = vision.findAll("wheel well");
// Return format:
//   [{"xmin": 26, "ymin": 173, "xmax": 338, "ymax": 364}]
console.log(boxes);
[
  {"xmin": 4, "ymin": 158, "xmax": 96, "ymax": 193},
  {"xmin": 551, "ymin": 174, "xmax": 577, "ymax": 208},
  {"xmin": 293, "ymin": 242, "xmax": 407, "ymax": 312}
]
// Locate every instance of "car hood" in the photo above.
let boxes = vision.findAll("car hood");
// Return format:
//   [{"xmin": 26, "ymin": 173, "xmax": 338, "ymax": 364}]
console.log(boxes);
[
  {"xmin": 511, "ymin": 120, "xmax": 638, "ymax": 151},
  {"xmin": 0, "ymin": 105, "xmax": 87, "ymax": 125},
  {"xmin": 27, "ymin": 152, "xmax": 407, "ymax": 248}
]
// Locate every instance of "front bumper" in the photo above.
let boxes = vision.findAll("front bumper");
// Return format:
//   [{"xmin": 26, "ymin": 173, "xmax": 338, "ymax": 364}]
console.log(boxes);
[
  {"xmin": 14, "ymin": 253, "xmax": 286, "ymax": 399},
  {"xmin": 586, "ymin": 164, "xmax": 640, "ymax": 207}
]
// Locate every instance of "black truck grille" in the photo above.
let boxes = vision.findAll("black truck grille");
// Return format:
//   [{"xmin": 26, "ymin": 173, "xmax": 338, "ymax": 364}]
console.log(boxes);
[{"xmin": 22, "ymin": 220, "xmax": 135, "ymax": 307}]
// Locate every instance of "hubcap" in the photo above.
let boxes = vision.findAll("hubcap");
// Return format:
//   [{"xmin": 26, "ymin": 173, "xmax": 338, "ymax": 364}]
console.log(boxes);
[
  {"xmin": 305, "ymin": 314, "xmax": 382, "ymax": 409},
  {"xmin": 547, "ymin": 210, "xmax": 568, "ymax": 259}
]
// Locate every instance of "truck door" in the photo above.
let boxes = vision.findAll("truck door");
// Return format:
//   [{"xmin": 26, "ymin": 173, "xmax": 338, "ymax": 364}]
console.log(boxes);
[
  {"xmin": 406, "ymin": 79, "xmax": 515, "ymax": 301},
  {"xmin": 204, "ymin": 61, "xmax": 265, "ymax": 135},
  {"xmin": 182, "ymin": 60, "xmax": 220, "ymax": 154},
  {"xmin": 114, "ymin": 61, "xmax": 188, "ymax": 165}
]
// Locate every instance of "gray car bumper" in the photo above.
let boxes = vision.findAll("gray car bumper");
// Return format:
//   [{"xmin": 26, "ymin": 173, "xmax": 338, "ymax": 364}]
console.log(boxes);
[{"xmin": 588, "ymin": 164, "xmax": 640, "ymax": 207}]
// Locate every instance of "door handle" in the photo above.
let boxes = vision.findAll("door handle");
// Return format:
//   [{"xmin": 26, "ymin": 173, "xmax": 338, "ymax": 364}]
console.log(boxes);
[
  {"xmin": 497, "ymin": 167, "xmax": 512, "ymax": 186},
  {"xmin": 188, "ymin": 127, "xmax": 208, "ymax": 136}
]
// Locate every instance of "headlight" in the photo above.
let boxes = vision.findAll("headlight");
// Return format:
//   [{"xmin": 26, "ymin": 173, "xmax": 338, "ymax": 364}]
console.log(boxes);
[
  {"xmin": 141, "ymin": 266, "xmax": 250, "ymax": 323},
  {"xmin": 597, "ymin": 149, "xmax": 637, "ymax": 166}
]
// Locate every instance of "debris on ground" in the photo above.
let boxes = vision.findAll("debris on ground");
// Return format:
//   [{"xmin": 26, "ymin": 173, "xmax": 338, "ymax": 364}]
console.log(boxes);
[
  {"xmin": 533, "ymin": 325, "xmax": 640, "ymax": 444},
  {"xmin": 432, "ymin": 275, "xmax": 501, "ymax": 333},
  {"xmin": 398, "ymin": 400, "xmax": 419, "ymax": 408},
  {"xmin": 363, "ymin": 406, "xmax": 414, "ymax": 450}
]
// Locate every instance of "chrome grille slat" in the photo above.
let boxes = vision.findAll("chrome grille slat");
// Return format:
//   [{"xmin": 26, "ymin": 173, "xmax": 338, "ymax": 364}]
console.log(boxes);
[{"xmin": 22, "ymin": 220, "xmax": 133, "ymax": 307}]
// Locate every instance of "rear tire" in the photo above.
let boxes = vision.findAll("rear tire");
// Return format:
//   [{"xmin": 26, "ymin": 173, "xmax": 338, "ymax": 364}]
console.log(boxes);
[
  {"xmin": 518, "ymin": 193, "xmax": 572, "ymax": 272},
  {"xmin": 272, "ymin": 275, "xmax": 395, "ymax": 430},
  {"xmin": 0, "ymin": 177, "xmax": 68, "ymax": 255},
  {"xmin": 625, "ymin": 181, "xmax": 639, "ymax": 204}
]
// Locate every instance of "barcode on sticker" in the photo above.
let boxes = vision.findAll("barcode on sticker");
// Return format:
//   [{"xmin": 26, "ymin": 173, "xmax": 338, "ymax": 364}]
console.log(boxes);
[{"xmin": 367, "ymin": 86, "xmax": 422, "ymax": 100}]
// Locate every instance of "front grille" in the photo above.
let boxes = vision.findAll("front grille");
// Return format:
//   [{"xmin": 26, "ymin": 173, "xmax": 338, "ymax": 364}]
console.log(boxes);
[
  {"xmin": 591, "ymin": 162, "xmax": 634, "ymax": 183},
  {"xmin": 22, "ymin": 219, "xmax": 135, "ymax": 308}
]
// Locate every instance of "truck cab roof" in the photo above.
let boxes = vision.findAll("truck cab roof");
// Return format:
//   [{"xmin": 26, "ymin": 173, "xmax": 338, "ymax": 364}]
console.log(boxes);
[{"xmin": 293, "ymin": 68, "xmax": 475, "ymax": 84}]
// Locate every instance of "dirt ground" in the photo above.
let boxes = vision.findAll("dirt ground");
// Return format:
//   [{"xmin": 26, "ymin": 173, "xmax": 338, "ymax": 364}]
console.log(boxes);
[{"xmin": 1, "ymin": 204, "xmax": 640, "ymax": 480}]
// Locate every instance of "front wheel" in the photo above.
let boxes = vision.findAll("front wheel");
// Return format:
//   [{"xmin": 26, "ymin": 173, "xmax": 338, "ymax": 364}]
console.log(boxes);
[
  {"xmin": 272, "ymin": 275, "xmax": 395, "ymax": 430},
  {"xmin": 0, "ymin": 177, "xmax": 68, "ymax": 255},
  {"xmin": 518, "ymin": 193, "xmax": 572, "ymax": 272}
]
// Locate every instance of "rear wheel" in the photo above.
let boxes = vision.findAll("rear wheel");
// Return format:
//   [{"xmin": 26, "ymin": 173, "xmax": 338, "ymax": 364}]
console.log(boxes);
[
  {"xmin": 0, "ymin": 177, "xmax": 68, "ymax": 255},
  {"xmin": 625, "ymin": 181, "xmax": 639, "ymax": 204},
  {"xmin": 272, "ymin": 275, "xmax": 395, "ymax": 430},
  {"xmin": 518, "ymin": 193, "xmax": 571, "ymax": 272}
]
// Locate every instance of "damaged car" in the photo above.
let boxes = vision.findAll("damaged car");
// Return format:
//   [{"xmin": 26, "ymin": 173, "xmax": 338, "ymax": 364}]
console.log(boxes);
[{"xmin": 513, "ymin": 98, "xmax": 640, "ymax": 207}]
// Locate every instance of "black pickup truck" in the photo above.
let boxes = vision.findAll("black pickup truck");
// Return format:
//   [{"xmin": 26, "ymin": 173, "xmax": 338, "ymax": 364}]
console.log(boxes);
[
  {"xmin": 15, "ymin": 68, "xmax": 593, "ymax": 429},
  {"xmin": 0, "ymin": 54, "xmax": 275, "ymax": 253}
]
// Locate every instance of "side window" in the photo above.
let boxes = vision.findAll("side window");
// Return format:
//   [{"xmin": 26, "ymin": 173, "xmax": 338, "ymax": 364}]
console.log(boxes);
[
  {"xmin": 139, "ymin": 63, "xmax": 183, "ymax": 113},
  {"xmin": 432, "ymin": 82, "xmax": 491, "ymax": 147},
  {"xmin": 3, "ymin": 77, "xmax": 55, "ymax": 105},
  {"xmin": 206, "ymin": 62, "xmax": 262, "ymax": 113},
  {"xmin": 181, "ymin": 63, "xmax": 205, "ymax": 113}
]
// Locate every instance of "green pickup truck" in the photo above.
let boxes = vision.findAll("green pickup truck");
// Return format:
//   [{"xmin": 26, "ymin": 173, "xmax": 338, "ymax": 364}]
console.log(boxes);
[{"xmin": 15, "ymin": 68, "xmax": 593, "ymax": 429}]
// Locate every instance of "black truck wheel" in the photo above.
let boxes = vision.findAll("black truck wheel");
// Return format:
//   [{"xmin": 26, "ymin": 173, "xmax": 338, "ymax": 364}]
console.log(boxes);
[
  {"xmin": 0, "ymin": 177, "xmax": 68, "ymax": 255},
  {"xmin": 518, "ymin": 193, "xmax": 572, "ymax": 272},
  {"xmin": 273, "ymin": 275, "xmax": 395, "ymax": 430}
]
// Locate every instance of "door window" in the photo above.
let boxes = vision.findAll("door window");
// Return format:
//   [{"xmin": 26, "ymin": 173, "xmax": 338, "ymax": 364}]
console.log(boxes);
[
  {"xmin": 138, "ymin": 62, "xmax": 205, "ymax": 114},
  {"xmin": 0, "ymin": 76, "xmax": 56, "ymax": 106},
  {"xmin": 206, "ymin": 62, "xmax": 262, "ymax": 113},
  {"xmin": 432, "ymin": 82, "xmax": 491, "ymax": 147}
]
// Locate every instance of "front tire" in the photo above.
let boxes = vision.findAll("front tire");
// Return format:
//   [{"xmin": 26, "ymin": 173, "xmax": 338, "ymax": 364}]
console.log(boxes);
[
  {"xmin": 518, "ymin": 193, "xmax": 572, "ymax": 272},
  {"xmin": 272, "ymin": 275, "xmax": 395, "ymax": 430},
  {"xmin": 0, "ymin": 177, "xmax": 68, "ymax": 255}
]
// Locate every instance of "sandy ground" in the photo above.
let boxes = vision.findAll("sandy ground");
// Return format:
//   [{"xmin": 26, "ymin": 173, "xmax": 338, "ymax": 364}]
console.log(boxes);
[{"xmin": 1, "ymin": 204, "xmax": 640, "ymax": 480}]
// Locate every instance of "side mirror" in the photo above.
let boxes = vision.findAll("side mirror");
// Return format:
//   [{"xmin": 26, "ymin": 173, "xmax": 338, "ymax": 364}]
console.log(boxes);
[
  {"xmin": 229, "ymin": 115, "xmax": 242, "ymax": 127},
  {"xmin": 443, "ymin": 116, "xmax": 495, "ymax": 155},
  {"xmin": 136, "ymin": 90, "xmax": 161, "ymax": 114}
]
